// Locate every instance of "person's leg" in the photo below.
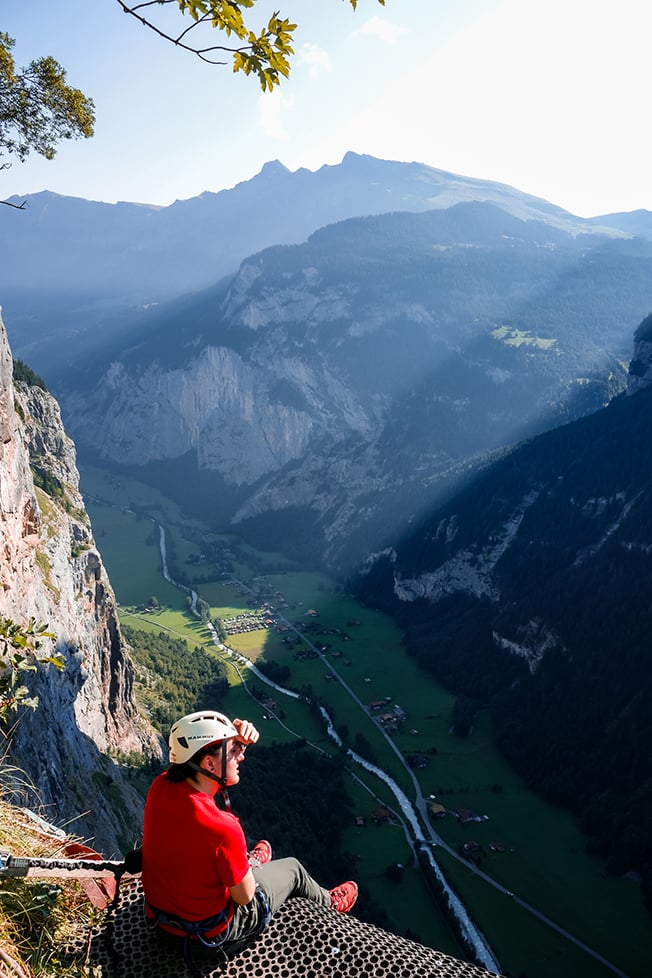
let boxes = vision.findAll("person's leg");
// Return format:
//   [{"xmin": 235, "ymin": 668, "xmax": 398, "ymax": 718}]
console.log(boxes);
[
  {"xmin": 253, "ymin": 857, "xmax": 330, "ymax": 914},
  {"xmin": 224, "ymin": 857, "xmax": 355, "ymax": 950},
  {"xmin": 223, "ymin": 895, "xmax": 264, "ymax": 946}
]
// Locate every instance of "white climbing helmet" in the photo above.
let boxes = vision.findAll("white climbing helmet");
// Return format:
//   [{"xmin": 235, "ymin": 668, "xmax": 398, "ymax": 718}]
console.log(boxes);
[{"xmin": 168, "ymin": 710, "xmax": 238, "ymax": 765}]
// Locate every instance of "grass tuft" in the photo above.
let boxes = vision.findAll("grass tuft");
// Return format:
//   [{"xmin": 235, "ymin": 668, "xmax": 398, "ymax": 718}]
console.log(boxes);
[{"xmin": 0, "ymin": 763, "xmax": 98, "ymax": 978}]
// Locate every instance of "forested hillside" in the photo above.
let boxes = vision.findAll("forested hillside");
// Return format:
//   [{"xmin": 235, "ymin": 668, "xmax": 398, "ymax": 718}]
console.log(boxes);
[
  {"xmin": 353, "ymin": 375, "xmax": 652, "ymax": 901},
  {"xmin": 123, "ymin": 624, "xmax": 229, "ymax": 732}
]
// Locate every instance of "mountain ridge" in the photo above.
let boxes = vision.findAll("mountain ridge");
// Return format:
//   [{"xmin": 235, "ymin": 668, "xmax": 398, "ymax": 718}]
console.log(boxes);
[{"xmin": 0, "ymin": 152, "xmax": 633, "ymax": 375}]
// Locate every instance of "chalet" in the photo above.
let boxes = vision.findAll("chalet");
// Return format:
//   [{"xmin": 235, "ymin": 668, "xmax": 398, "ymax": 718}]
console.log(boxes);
[
  {"xmin": 408, "ymin": 754, "xmax": 429, "ymax": 770},
  {"xmin": 455, "ymin": 808, "xmax": 476, "ymax": 824},
  {"xmin": 294, "ymin": 649, "xmax": 317, "ymax": 661},
  {"xmin": 429, "ymin": 803, "xmax": 447, "ymax": 818},
  {"xmin": 488, "ymin": 841, "xmax": 506, "ymax": 853},
  {"xmin": 455, "ymin": 808, "xmax": 489, "ymax": 824},
  {"xmin": 372, "ymin": 807, "xmax": 394, "ymax": 825},
  {"xmin": 462, "ymin": 841, "xmax": 482, "ymax": 858}
]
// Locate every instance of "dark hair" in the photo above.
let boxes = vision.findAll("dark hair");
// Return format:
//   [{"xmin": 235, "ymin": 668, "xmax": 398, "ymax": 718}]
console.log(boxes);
[{"xmin": 166, "ymin": 743, "xmax": 223, "ymax": 783}]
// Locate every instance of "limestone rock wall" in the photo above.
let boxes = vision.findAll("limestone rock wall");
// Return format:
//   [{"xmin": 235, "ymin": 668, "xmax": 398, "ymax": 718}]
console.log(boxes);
[
  {"xmin": 0, "ymin": 310, "xmax": 160, "ymax": 855},
  {"xmin": 627, "ymin": 330, "xmax": 652, "ymax": 395}
]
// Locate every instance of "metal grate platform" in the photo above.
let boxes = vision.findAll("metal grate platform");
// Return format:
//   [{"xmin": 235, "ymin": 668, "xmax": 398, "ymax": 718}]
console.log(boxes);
[{"xmin": 82, "ymin": 876, "xmax": 501, "ymax": 978}]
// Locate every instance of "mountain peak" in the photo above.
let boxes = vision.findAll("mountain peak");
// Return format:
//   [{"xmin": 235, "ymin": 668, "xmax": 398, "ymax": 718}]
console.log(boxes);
[{"xmin": 259, "ymin": 159, "xmax": 291, "ymax": 176}]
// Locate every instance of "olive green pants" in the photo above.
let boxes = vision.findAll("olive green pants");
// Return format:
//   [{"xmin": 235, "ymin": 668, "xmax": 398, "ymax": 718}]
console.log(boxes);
[{"xmin": 226, "ymin": 856, "xmax": 330, "ymax": 943}]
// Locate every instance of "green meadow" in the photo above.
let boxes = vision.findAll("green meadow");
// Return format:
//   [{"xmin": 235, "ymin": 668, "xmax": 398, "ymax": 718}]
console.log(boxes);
[
  {"xmin": 85, "ymin": 502, "xmax": 186, "ymax": 609},
  {"xmin": 81, "ymin": 463, "xmax": 652, "ymax": 978}
]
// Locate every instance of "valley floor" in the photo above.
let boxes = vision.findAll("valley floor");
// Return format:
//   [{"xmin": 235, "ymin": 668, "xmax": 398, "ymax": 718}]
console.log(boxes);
[{"xmin": 81, "ymin": 463, "xmax": 652, "ymax": 978}]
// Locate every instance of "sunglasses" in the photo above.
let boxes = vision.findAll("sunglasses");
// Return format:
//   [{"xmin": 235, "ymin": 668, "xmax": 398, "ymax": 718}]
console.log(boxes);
[{"xmin": 227, "ymin": 741, "xmax": 247, "ymax": 760}]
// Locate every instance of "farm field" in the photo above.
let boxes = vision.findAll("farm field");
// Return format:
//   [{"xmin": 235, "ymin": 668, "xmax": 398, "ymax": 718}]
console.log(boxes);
[{"xmin": 81, "ymin": 464, "xmax": 652, "ymax": 978}]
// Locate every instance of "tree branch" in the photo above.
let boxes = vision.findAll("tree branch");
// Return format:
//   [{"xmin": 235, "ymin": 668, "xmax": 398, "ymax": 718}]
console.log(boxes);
[
  {"xmin": 114, "ymin": 0, "xmax": 234, "ymax": 64},
  {"xmin": 0, "ymin": 158, "xmax": 26, "ymax": 208}
]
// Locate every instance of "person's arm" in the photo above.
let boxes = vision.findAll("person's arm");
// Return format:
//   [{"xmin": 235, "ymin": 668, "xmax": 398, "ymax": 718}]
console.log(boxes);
[
  {"xmin": 232, "ymin": 718, "xmax": 260, "ymax": 746},
  {"xmin": 229, "ymin": 866, "xmax": 257, "ymax": 905}
]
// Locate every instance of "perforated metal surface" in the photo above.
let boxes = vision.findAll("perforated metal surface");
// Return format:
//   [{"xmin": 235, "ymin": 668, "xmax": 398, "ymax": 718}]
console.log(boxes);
[{"xmin": 77, "ymin": 877, "xmax": 501, "ymax": 978}]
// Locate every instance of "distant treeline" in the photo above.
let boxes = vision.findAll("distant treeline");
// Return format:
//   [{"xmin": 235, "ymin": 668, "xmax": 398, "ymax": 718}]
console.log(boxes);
[{"xmin": 12, "ymin": 357, "xmax": 48, "ymax": 390}]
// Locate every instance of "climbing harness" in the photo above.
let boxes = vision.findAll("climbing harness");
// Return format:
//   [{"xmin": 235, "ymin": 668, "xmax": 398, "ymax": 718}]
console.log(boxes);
[
  {"xmin": 145, "ymin": 898, "xmax": 232, "ymax": 974},
  {"xmin": 146, "ymin": 884, "xmax": 271, "ymax": 977},
  {"xmin": 255, "ymin": 883, "xmax": 273, "ymax": 933}
]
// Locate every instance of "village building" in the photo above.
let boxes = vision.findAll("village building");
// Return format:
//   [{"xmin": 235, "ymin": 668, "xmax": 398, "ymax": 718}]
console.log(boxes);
[
  {"xmin": 372, "ymin": 807, "xmax": 394, "ymax": 825},
  {"xmin": 455, "ymin": 808, "xmax": 489, "ymax": 824},
  {"xmin": 408, "ymin": 754, "xmax": 429, "ymax": 770},
  {"xmin": 462, "ymin": 841, "xmax": 483, "ymax": 858}
]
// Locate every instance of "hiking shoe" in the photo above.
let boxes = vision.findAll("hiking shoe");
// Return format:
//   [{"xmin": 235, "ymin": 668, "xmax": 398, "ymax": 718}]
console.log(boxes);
[
  {"xmin": 329, "ymin": 881, "xmax": 358, "ymax": 913},
  {"xmin": 248, "ymin": 840, "xmax": 272, "ymax": 868}
]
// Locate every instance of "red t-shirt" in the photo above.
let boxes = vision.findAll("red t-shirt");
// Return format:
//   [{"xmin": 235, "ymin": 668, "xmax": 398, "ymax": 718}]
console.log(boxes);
[{"xmin": 141, "ymin": 773, "xmax": 250, "ymax": 935}]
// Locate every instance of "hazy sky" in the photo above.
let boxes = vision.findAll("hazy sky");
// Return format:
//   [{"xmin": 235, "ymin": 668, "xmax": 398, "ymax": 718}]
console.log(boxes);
[{"xmin": 3, "ymin": 0, "xmax": 651, "ymax": 217}]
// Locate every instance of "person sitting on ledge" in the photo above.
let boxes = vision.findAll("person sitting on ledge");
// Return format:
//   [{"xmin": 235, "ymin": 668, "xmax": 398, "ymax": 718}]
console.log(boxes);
[{"xmin": 141, "ymin": 710, "xmax": 358, "ymax": 959}]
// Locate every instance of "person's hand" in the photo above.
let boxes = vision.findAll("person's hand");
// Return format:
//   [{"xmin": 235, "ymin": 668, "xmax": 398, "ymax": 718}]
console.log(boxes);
[{"xmin": 233, "ymin": 718, "xmax": 260, "ymax": 745}]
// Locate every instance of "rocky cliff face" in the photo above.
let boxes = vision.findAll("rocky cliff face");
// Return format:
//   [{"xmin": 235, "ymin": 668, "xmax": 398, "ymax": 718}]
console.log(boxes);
[
  {"xmin": 0, "ymin": 310, "xmax": 160, "ymax": 855},
  {"xmin": 59, "ymin": 203, "xmax": 643, "ymax": 569},
  {"xmin": 72, "ymin": 342, "xmax": 372, "ymax": 485},
  {"xmin": 627, "ymin": 313, "xmax": 652, "ymax": 395}
]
